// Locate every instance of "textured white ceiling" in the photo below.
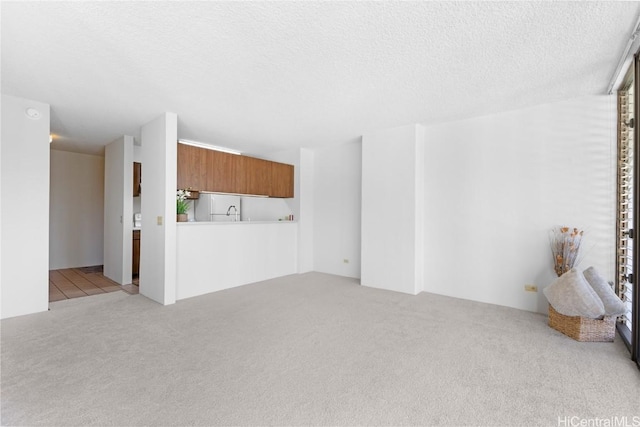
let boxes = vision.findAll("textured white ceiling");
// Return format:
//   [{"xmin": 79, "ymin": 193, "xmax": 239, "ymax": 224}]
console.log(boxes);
[{"xmin": 2, "ymin": 1, "xmax": 639, "ymax": 155}]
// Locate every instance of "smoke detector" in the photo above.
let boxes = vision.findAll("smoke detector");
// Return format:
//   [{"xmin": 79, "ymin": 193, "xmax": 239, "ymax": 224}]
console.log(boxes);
[{"xmin": 25, "ymin": 108, "xmax": 41, "ymax": 119}]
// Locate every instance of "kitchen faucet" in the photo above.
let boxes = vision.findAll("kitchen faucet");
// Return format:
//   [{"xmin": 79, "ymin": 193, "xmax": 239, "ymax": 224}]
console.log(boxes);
[{"xmin": 226, "ymin": 205, "xmax": 239, "ymax": 222}]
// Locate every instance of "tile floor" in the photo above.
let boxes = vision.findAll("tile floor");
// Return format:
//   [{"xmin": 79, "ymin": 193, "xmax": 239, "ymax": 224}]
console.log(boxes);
[{"xmin": 49, "ymin": 266, "xmax": 138, "ymax": 302}]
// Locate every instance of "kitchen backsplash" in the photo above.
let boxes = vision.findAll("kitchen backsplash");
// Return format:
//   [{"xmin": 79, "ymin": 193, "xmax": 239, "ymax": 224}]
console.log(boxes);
[
  {"xmin": 178, "ymin": 194, "xmax": 291, "ymax": 222},
  {"xmin": 239, "ymin": 196, "xmax": 291, "ymax": 222}
]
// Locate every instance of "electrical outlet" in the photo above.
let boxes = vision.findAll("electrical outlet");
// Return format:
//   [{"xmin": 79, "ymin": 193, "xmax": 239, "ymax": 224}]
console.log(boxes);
[
  {"xmin": 524, "ymin": 284, "xmax": 538, "ymax": 292},
  {"xmin": 157, "ymin": 216, "xmax": 163, "ymax": 225},
  {"xmin": 343, "ymin": 259, "xmax": 349, "ymax": 264}
]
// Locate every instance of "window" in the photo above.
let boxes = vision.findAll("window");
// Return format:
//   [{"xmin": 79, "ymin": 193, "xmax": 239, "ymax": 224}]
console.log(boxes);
[{"xmin": 616, "ymin": 57, "xmax": 639, "ymax": 367}]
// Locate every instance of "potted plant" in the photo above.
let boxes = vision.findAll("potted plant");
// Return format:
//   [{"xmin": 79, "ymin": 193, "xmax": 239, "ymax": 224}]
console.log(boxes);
[{"xmin": 176, "ymin": 189, "xmax": 191, "ymax": 222}]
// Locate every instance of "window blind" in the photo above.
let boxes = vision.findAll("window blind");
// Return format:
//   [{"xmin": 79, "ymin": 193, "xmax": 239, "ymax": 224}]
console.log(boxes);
[{"xmin": 617, "ymin": 71, "xmax": 635, "ymax": 340}]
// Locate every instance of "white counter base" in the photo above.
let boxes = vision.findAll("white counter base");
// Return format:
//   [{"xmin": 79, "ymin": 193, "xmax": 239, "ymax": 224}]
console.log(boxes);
[{"xmin": 176, "ymin": 222, "xmax": 298, "ymax": 300}]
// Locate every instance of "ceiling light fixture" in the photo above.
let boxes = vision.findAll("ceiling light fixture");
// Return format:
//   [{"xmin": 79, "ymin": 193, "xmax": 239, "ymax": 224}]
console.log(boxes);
[
  {"xmin": 178, "ymin": 139, "xmax": 242, "ymax": 155},
  {"xmin": 49, "ymin": 134, "xmax": 53, "ymax": 143},
  {"xmin": 25, "ymin": 108, "xmax": 41, "ymax": 120}
]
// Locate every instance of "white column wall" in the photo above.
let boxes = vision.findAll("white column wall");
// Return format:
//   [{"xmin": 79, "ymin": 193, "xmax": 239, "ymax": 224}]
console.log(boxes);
[
  {"xmin": 414, "ymin": 125, "xmax": 425, "ymax": 292},
  {"xmin": 313, "ymin": 140, "xmax": 362, "ymax": 278},
  {"xmin": 298, "ymin": 148, "xmax": 315, "ymax": 273},
  {"xmin": 361, "ymin": 124, "xmax": 424, "ymax": 295},
  {"xmin": 140, "ymin": 113, "xmax": 177, "ymax": 305},
  {"xmin": 1, "ymin": 94, "xmax": 50, "ymax": 319},
  {"xmin": 103, "ymin": 136, "xmax": 134, "ymax": 285}
]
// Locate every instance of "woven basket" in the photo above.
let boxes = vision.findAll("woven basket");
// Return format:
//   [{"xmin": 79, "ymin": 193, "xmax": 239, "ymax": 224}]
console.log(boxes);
[{"xmin": 548, "ymin": 305, "xmax": 615, "ymax": 342}]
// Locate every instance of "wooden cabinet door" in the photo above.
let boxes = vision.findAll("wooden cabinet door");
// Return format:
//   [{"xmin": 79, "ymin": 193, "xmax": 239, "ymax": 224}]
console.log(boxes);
[
  {"xmin": 206, "ymin": 150, "xmax": 240, "ymax": 193},
  {"xmin": 133, "ymin": 162, "xmax": 141, "ymax": 196},
  {"xmin": 177, "ymin": 144, "xmax": 207, "ymax": 191},
  {"xmin": 242, "ymin": 156, "xmax": 272, "ymax": 196},
  {"xmin": 271, "ymin": 162, "xmax": 294, "ymax": 198},
  {"xmin": 132, "ymin": 230, "xmax": 140, "ymax": 276}
]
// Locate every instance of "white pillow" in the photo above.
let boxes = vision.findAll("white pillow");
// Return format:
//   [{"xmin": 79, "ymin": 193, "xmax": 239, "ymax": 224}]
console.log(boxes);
[
  {"xmin": 543, "ymin": 268, "xmax": 605, "ymax": 318},
  {"xmin": 583, "ymin": 266, "xmax": 627, "ymax": 317}
]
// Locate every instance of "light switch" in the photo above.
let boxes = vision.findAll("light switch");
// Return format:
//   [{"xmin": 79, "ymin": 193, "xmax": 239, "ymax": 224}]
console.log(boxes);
[{"xmin": 157, "ymin": 216, "xmax": 163, "ymax": 225}]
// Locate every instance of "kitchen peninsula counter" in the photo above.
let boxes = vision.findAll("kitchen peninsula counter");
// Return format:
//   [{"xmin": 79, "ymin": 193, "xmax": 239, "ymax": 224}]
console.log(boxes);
[
  {"xmin": 176, "ymin": 221, "xmax": 297, "ymax": 300},
  {"xmin": 177, "ymin": 220, "xmax": 297, "ymax": 225}
]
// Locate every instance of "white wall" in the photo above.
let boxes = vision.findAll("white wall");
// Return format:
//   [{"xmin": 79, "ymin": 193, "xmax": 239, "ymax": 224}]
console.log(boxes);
[
  {"xmin": 176, "ymin": 222, "xmax": 298, "ymax": 300},
  {"xmin": 298, "ymin": 148, "xmax": 315, "ymax": 273},
  {"xmin": 103, "ymin": 136, "xmax": 133, "ymax": 285},
  {"xmin": 423, "ymin": 95, "xmax": 616, "ymax": 313},
  {"xmin": 133, "ymin": 144, "xmax": 141, "ymax": 215},
  {"xmin": 361, "ymin": 124, "xmax": 425, "ymax": 295},
  {"xmin": 1, "ymin": 94, "xmax": 50, "ymax": 319},
  {"xmin": 49, "ymin": 150, "xmax": 104, "ymax": 270},
  {"xmin": 133, "ymin": 197, "xmax": 141, "ymax": 216},
  {"xmin": 133, "ymin": 145, "xmax": 142, "ymax": 163},
  {"xmin": 140, "ymin": 113, "xmax": 177, "ymax": 305},
  {"xmin": 313, "ymin": 140, "xmax": 362, "ymax": 278}
]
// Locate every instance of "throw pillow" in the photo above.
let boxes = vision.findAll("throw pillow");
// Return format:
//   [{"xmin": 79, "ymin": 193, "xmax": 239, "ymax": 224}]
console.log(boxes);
[
  {"xmin": 583, "ymin": 266, "xmax": 627, "ymax": 316},
  {"xmin": 543, "ymin": 268, "xmax": 605, "ymax": 318}
]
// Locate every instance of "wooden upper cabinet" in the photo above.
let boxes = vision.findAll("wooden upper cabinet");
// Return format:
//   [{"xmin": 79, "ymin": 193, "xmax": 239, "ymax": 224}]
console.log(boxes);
[
  {"xmin": 241, "ymin": 156, "xmax": 272, "ymax": 196},
  {"xmin": 206, "ymin": 149, "xmax": 240, "ymax": 193},
  {"xmin": 133, "ymin": 162, "xmax": 141, "ymax": 196},
  {"xmin": 177, "ymin": 143, "xmax": 206, "ymax": 191},
  {"xmin": 176, "ymin": 142, "xmax": 294, "ymax": 197},
  {"xmin": 271, "ymin": 161, "xmax": 294, "ymax": 198}
]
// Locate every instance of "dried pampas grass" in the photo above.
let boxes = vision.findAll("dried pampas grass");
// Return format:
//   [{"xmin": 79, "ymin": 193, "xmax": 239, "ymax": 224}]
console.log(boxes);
[{"xmin": 550, "ymin": 226, "xmax": 584, "ymax": 277}]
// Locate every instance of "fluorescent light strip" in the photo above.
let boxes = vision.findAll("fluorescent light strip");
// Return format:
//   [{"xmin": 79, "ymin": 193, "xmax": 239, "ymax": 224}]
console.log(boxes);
[
  {"xmin": 178, "ymin": 139, "xmax": 242, "ymax": 155},
  {"xmin": 199, "ymin": 191, "xmax": 269, "ymax": 198}
]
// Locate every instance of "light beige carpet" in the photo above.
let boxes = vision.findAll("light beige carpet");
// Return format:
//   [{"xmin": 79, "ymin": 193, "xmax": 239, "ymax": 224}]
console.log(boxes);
[{"xmin": 1, "ymin": 272, "xmax": 639, "ymax": 426}]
